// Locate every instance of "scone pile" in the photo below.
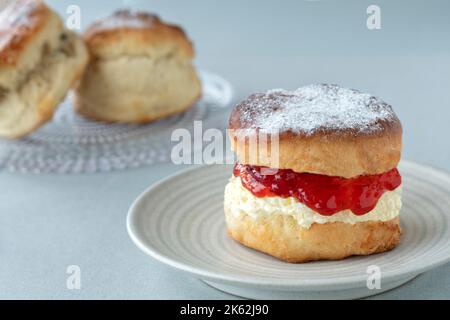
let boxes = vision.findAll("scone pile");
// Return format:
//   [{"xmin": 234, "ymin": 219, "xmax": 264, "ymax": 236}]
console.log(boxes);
[
  {"xmin": 225, "ymin": 84, "xmax": 403, "ymax": 263},
  {"xmin": 0, "ymin": 0, "xmax": 201, "ymax": 138}
]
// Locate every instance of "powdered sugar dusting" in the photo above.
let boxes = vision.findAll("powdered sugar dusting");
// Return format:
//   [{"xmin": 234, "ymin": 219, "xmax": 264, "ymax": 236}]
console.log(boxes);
[
  {"xmin": 235, "ymin": 84, "xmax": 397, "ymax": 135},
  {"xmin": 0, "ymin": 0, "xmax": 45, "ymax": 56},
  {"xmin": 87, "ymin": 10, "xmax": 159, "ymax": 34}
]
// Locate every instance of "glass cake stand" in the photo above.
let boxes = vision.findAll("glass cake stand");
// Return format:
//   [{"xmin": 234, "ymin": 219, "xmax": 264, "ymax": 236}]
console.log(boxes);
[{"xmin": 0, "ymin": 71, "xmax": 233, "ymax": 173}]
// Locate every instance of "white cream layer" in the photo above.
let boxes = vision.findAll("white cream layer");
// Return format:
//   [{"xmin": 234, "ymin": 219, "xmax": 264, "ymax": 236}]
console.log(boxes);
[{"xmin": 224, "ymin": 176, "xmax": 402, "ymax": 229}]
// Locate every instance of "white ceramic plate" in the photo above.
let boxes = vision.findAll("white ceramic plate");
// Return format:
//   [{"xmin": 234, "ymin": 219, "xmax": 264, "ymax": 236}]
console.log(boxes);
[{"xmin": 127, "ymin": 161, "xmax": 450, "ymax": 299}]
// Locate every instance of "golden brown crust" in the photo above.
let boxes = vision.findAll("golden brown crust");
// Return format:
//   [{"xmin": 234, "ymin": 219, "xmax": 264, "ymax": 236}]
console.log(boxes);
[
  {"xmin": 230, "ymin": 126, "xmax": 402, "ymax": 178},
  {"xmin": 224, "ymin": 208, "xmax": 401, "ymax": 263},
  {"xmin": 83, "ymin": 10, "xmax": 194, "ymax": 59},
  {"xmin": 229, "ymin": 85, "xmax": 402, "ymax": 177},
  {"xmin": 0, "ymin": 0, "xmax": 51, "ymax": 67}
]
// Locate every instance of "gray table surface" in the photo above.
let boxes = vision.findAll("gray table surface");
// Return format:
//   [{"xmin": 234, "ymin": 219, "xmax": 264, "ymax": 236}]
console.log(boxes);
[{"xmin": 1, "ymin": 0, "xmax": 449, "ymax": 299}]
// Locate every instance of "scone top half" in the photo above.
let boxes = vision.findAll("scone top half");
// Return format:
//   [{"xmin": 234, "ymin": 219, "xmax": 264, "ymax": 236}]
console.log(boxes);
[
  {"xmin": 83, "ymin": 10, "xmax": 195, "ymax": 61},
  {"xmin": 74, "ymin": 10, "xmax": 202, "ymax": 123},
  {"xmin": 0, "ymin": 0, "xmax": 88, "ymax": 138},
  {"xmin": 229, "ymin": 84, "xmax": 402, "ymax": 178},
  {"xmin": 0, "ymin": 0, "xmax": 61, "ymax": 81}
]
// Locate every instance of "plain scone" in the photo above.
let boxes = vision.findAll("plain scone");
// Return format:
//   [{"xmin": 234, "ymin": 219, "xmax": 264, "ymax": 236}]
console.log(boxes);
[
  {"xmin": 0, "ymin": 0, "xmax": 89, "ymax": 138},
  {"xmin": 74, "ymin": 10, "xmax": 202, "ymax": 123}
]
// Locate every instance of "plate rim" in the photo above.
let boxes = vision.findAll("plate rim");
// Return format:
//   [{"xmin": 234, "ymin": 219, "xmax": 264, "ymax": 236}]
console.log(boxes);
[{"xmin": 127, "ymin": 160, "xmax": 450, "ymax": 289}]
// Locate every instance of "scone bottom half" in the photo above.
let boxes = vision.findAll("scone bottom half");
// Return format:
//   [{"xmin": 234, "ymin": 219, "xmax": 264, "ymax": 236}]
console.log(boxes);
[{"xmin": 225, "ymin": 84, "xmax": 403, "ymax": 263}]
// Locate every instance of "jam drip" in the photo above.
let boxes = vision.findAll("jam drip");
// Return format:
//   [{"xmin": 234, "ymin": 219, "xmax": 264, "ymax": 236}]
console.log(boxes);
[{"xmin": 233, "ymin": 163, "xmax": 401, "ymax": 216}]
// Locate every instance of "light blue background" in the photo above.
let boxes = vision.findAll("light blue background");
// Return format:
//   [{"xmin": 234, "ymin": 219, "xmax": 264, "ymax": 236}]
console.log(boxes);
[{"xmin": 0, "ymin": 0, "xmax": 449, "ymax": 299}]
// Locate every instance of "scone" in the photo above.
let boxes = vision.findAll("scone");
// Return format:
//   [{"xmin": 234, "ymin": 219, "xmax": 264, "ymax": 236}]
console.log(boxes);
[
  {"xmin": 0, "ymin": 0, "xmax": 88, "ymax": 138},
  {"xmin": 73, "ymin": 10, "xmax": 202, "ymax": 123},
  {"xmin": 225, "ymin": 84, "xmax": 403, "ymax": 263}
]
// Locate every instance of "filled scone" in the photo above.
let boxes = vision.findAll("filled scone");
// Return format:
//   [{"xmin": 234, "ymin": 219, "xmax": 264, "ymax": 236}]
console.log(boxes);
[
  {"xmin": 225, "ymin": 84, "xmax": 403, "ymax": 263},
  {"xmin": 73, "ymin": 10, "xmax": 202, "ymax": 123},
  {"xmin": 0, "ymin": 0, "xmax": 88, "ymax": 138}
]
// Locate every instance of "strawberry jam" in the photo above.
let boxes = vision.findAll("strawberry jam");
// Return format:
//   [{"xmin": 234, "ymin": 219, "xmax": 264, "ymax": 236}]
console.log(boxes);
[{"xmin": 233, "ymin": 163, "xmax": 401, "ymax": 216}]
